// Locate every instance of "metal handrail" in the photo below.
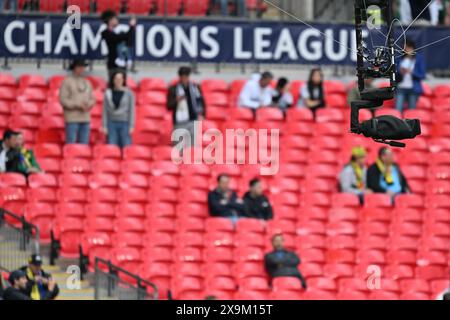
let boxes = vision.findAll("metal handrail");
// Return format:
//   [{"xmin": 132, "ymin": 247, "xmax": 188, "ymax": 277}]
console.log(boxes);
[{"xmin": 94, "ymin": 257, "xmax": 158, "ymax": 300}]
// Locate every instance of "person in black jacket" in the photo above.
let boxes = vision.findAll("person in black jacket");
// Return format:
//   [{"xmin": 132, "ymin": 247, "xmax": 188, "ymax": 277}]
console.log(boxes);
[
  {"xmin": 101, "ymin": 10, "xmax": 136, "ymax": 78},
  {"xmin": 243, "ymin": 178, "xmax": 273, "ymax": 220},
  {"xmin": 2, "ymin": 270, "xmax": 31, "ymax": 300},
  {"xmin": 20, "ymin": 254, "xmax": 59, "ymax": 300},
  {"xmin": 0, "ymin": 129, "xmax": 21, "ymax": 174},
  {"xmin": 167, "ymin": 66, "xmax": 205, "ymax": 149},
  {"xmin": 367, "ymin": 147, "xmax": 410, "ymax": 196},
  {"xmin": 208, "ymin": 174, "xmax": 245, "ymax": 223},
  {"xmin": 264, "ymin": 234, "xmax": 307, "ymax": 289}
]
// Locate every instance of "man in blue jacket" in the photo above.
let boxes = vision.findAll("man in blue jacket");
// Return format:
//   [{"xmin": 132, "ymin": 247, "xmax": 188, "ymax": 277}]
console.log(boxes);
[{"xmin": 395, "ymin": 39, "xmax": 426, "ymax": 113}]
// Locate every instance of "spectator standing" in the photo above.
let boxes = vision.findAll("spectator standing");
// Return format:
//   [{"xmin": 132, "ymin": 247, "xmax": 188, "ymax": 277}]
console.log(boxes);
[
  {"xmin": 367, "ymin": 147, "xmax": 410, "ymax": 196},
  {"xmin": 395, "ymin": 40, "xmax": 426, "ymax": 113},
  {"xmin": 0, "ymin": 0, "xmax": 17, "ymax": 12},
  {"xmin": 264, "ymin": 234, "xmax": 307, "ymax": 289},
  {"xmin": 243, "ymin": 178, "xmax": 273, "ymax": 220},
  {"xmin": 16, "ymin": 132, "xmax": 42, "ymax": 175},
  {"xmin": 298, "ymin": 68, "xmax": 326, "ymax": 118},
  {"xmin": 102, "ymin": 70, "xmax": 135, "ymax": 149},
  {"xmin": 59, "ymin": 59, "xmax": 96, "ymax": 145},
  {"xmin": 238, "ymin": 72, "xmax": 274, "ymax": 110},
  {"xmin": 208, "ymin": 174, "xmax": 245, "ymax": 224},
  {"xmin": 101, "ymin": 10, "xmax": 136, "ymax": 78},
  {"xmin": 339, "ymin": 147, "xmax": 372, "ymax": 200},
  {"xmin": 2, "ymin": 270, "xmax": 30, "ymax": 300},
  {"xmin": 167, "ymin": 66, "xmax": 205, "ymax": 148},
  {"xmin": 213, "ymin": 0, "xmax": 247, "ymax": 17},
  {"xmin": 0, "ymin": 129, "xmax": 21, "ymax": 173},
  {"xmin": 271, "ymin": 77, "xmax": 293, "ymax": 111},
  {"xmin": 20, "ymin": 254, "xmax": 59, "ymax": 300}
]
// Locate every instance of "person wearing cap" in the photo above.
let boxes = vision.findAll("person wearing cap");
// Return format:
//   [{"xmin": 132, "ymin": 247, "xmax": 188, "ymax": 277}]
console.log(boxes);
[
  {"xmin": 59, "ymin": 59, "xmax": 96, "ymax": 145},
  {"xmin": 264, "ymin": 233, "xmax": 307, "ymax": 290},
  {"xmin": 101, "ymin": 10, "xmax": 136, "ymax": 77},
  {"xmin": 238, "ymin": 71, "xmax": 274, "ymax": 110},
  {"xmin": 20, "ymin": 254, "xmax": 59, "ymax": 300},
  {"xmin": 0, "ymin": 129, "xmax": 21, "ymax": 173},
  {"xmin": 167, "ymin": 66, "xmax": 206, "ymax": 148},
  {"xmin": 2, "ymin": 270, "xmax": 30, "ymax": 300},
  {"xmin": 339, "ymin": 146, "xmax": 372, "ymax": 198}
]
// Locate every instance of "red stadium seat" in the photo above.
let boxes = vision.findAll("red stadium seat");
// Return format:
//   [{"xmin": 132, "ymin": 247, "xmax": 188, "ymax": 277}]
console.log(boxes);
[
  {"xmin": 66, "ymin": 0, "xmax": 91, "ymax": 12},
  {"xmin": 126, "ymin": 0, "xmax": 155, "ymax": 14},
  {"xmin": 183, "ymin": 0, "xmax": 209, "ymax": 16},
  {"xmin": 239, "ymin": 277, "xmax": 270, "ymax": 291},
  {"xmin": 18, "ymin": 74, "xmax": 46, "ymax": 88},
  {"xmin": 0, "ymin": 73, "xmax": 16, "ymax": 86},
  {"xmin": 96, "ymin": 0, "xmax": 122, "ymax": 13}
]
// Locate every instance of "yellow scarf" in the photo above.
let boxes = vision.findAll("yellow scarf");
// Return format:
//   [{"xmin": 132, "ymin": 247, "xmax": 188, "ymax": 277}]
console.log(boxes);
[
  {"xmin": 25, "ymin": 267, "xmax": 41, "ymax": 300},
  {"xmin": 376, "ymin": 159, "xmax": 393, "ymax": 185},
  {"xmin": 350, "ymin": 161, "xmax": 364, "ymax": 190},
  {"xmin": 20, "ymin": 147, "xmax": 32, "ymax": 169}
]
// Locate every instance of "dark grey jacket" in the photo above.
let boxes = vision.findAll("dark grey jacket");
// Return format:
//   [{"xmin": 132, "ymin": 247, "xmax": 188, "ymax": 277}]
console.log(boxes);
[{"xmin": 264, "ymin": 250, "xmax": 302, "ymax": 279}]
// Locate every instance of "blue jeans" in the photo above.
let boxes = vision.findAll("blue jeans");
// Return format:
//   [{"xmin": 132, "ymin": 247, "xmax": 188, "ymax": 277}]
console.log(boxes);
[
  {"xmin": 65, "ymin": 122, "xmax": 90, "ymax": 144},
  {"xmin": 395, "ymin": 88, "xmax": 419, "ymax": 113},
  {"xmin": 107, "ymin": 121, "xmax": 131, "ymax": 149},
  {"xmin": 214, "ymin": 0, "xmax": 247, "ymax": 17}
]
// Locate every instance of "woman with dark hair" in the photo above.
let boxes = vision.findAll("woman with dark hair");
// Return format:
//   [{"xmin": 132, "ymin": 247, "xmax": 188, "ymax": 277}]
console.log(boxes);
[
  {"xmin": 395, "ymin": 39, "xmax": 426, "ymax": 113},
  {"xmin": 272, "ymin": 77, "xmax": 293, "ymax": 110},
  {"xmin": 298, "ymin": 68, "xmax": 326, "ymax": 117},
  {"xmin": 102, "ymin": 71, "xmax": 135, "ymax": 149}
]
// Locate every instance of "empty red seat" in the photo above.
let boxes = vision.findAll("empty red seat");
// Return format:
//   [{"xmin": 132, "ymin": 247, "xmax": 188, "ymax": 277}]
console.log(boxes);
[
  {"xmin": 111, "ymin": 232, "xmax": 143, "ymax": 248},
  {"xmin": 119, "ymin": 173, "xmax": 149, "ymax": 189},
  {"xmin": 1, "ymin": 173, "xmax": 27, "ymax": 187},
  {"xmin": 234, "ymin": 247, "xmax": 264, "ymax": 262},
  {"xmin": 384, "ymin": 265, "xmax": 414, "ymax": 280},
  {"xmin": 0, "ymin": 87, "xmax": 16, "ymax": 101},
  {"xmin": 205, "ymin": 218, "xmax": 234, "ymax": 233},
  {"xmin": 18, "ymin": 74, "xmax": 46, "ymax": 88},
  {"xmin": 235, "ymin": 290, "xmax": 269, "ymax": 300},
  {"xmin": 272, "ymin": 277, "xmax": 304, "ymax": 291},
  {"xmin": 183, "ymin": 0, "xmax": 209, "ymax": 15},
  {"xmin": 369, "ymin": 291, "xmax": 399, "ymax": 300},
  {"xmin": 364, "ymin": 194, "xmax": 393, "ymax": 208},
  {"xmin": 63, "ymin": 144, "xmax": 92, "ymax": 159},
  {"xmin": 126, "ymin": 0, "xmax": 154, "ymax": 13},
  {"xmin": 239, "ymin": 276, "xmax": 270, "ymax": 291}
]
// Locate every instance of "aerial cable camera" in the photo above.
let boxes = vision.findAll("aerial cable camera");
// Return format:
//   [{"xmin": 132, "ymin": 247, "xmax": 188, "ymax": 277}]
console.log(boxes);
[{"xmin": 350, "ymin": 0, "xmax": 421, "ymax": 148}]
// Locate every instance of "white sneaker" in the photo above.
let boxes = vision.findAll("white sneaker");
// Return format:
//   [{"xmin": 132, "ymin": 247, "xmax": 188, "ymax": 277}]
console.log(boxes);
[{"xmin": 115, "ymin": 58, "xmax": 126, "ymax": 68}]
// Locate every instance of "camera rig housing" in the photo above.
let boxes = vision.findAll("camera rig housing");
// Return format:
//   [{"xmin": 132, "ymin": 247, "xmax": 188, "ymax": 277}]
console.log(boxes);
[{"xmin": 350, "ymin": 0, "xmax": 421, "ymax": 148}]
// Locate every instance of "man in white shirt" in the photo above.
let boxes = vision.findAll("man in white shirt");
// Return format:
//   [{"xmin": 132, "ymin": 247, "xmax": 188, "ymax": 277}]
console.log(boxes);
[{"xmin": 238, "ymin": 71, "xmax": 274, "ymax": 110}]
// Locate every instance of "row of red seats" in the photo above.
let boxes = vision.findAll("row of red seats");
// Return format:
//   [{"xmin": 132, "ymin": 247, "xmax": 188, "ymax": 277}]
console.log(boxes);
[{"xmin": 14, "ymin": 0, "xmax": 267, "ymax": 16}]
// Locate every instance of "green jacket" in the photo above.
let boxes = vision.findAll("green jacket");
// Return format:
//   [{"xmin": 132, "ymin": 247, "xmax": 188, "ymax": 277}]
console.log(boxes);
[{"xmin": 18, "ymin": 148, "xmax": 41, "ymax": 174}]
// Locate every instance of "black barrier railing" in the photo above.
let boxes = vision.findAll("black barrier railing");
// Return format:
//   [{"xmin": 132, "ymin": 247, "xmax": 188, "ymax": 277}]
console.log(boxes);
[
  {"xmin": 93, "ymin": 257, "xmax": 158, "ymax": 300},
  {"xmin": 0, "ymin": 208, "xmax": 40, "ymax": 272}
]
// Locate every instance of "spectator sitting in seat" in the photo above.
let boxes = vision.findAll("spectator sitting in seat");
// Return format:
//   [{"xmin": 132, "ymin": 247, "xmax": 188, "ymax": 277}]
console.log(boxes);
[
  {"xmin": 16, "ymin": 132, "xmax": 42, "ymax": 175},
  {"xmin": 367, "ymin": 147, "xmax": 410, "ymax": 196},
  {"xmin": 208, "ymin": 173, "xmax": 245, "ymax": 224},
  {"xmin": 59, "ymin": 59, "xmax": 96, "ymax": 145},
  {"xmin": 264, "ymin": 233, "xmax": 307, "ymax": 289},
  {"xmin": 213, "ymin": 0, "xmax": 247, "ymax": 17},
  {"xmin": 2, "ymin": 270, "xmax": 30, "ymax": 300},
  {"xmin": 238, "ymin": 71, "xmax": 273, "ymax": 111},
  {"xmin": 101, "ymin": 10, "xmax": 136, "ymax": 77},
  {"xmin": 339, "ymin": 146, "xmax": 372, "ymax": 200},
  {"xmin": 103, "ymin": 70, "xmax": 136, "ymax": 149},
  {"xmin": 20, "ymin": 254, "xmax": 59, "ymax": 300},
  {"xmin": 0, "ymin": 129, "xmax": 21, "ymax": 174},
  {"xmin": 243, "ymin": 178, "xmax": 273, "ymax": 221},
  {"xmin": 271, "ymin": 77, "xmax": 293, "ymax": 111},
  {"xmin": 298, "ymin": 68, "xmax": 326, "ymax": 118},
  {"xmin": 167, "ymin": 66, "xmax": 205, "ymax": 149},
  {"xmin": 395, "ymin": 39, "xmax": 426, "ymax": 113}
]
